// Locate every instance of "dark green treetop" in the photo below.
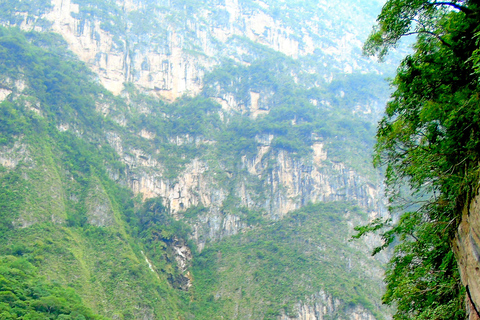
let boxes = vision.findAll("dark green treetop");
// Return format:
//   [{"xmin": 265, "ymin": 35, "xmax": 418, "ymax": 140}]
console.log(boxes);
[{"xmin": 364, "ymin": 0, "xmax": 475, "ymax": 59}]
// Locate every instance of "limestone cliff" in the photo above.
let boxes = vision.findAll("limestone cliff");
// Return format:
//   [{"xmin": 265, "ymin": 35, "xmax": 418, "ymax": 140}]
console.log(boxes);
[
  {"xmin": 280, "ymin": 291, "xmax": 377, "ymax": 320},
  {"xmin": 0, "ymin": 2, "xmax": 393, "ymax": 319},
  {"xmin": 1, "ymin": 0, "xmax": 390, "ymax": 240},
  {"xmin": 5, "ymin": 0, "xmax": 389, "ymax": 101},
  {"xmin": 111, "ymin": 130, "xmax": 384, "ymax": 248}
]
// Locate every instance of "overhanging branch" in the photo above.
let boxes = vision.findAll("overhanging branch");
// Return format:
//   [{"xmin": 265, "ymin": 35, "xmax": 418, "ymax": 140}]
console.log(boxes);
[
  {"xmin": 404, "ymin": 30, "xmax": 452, "ymax": 47},
  {"xmin": 429, "ymin": 1, "xmax": 473, "ymax": 14}
]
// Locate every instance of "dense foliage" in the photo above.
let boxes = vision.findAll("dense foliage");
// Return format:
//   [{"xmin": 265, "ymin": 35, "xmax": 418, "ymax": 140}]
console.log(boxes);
[
  {"xmin": 191, "ymin": 202, "xmax": 387, "ymax": 319},
  {"xmin": 0, "ymin": 256, "xmax": 105, "ymax": 320},
  {"xmin": 356, "ymin": 0, "xmax": 480, "ymax": 318}
]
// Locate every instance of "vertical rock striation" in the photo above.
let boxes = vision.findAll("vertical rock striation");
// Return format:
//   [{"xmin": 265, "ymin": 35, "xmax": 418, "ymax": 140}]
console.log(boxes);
[
  {"xmin": 3, "ymin": 0, "xmax": 386, "ymax": 100},
  {"xmin": 454, "ymin": 188, "xmax": 480, "ymax": 320},
  {"xmin": 280, "ymin": 291, "xmax": 377, "ymax": 320}
]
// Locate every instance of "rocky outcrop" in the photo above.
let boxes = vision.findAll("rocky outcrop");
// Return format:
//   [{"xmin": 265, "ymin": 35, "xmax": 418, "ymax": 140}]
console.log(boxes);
[
  {"xmin": 191, "ymin": 207, "xmax": 247, "ymax": 252},
  {"xmin": 126, "ymin": 157, "xmax": 228, "ymax": 215},
  {"xmin": 170, "ymin": 237, "xmax": 194, "ymax": 290},
  {"xmin": 0, "ymin": 138, "xmax": 31, "ymax": 169},
  {"xmin": 108, "ymin": 129, "xmax": 384, "ymax": 247},
  {"xmin": 280, "ymin": 290, "xmax": 377, "ymax": 320},
  {"xmin": 116, "ymin": 130, "xmax": 382, "ymax": 217},
  {"xmin": 241, "ymin": 145, "xmax": 382, "ymax": 219},
  {"xmin": 454, "ymin": 187, "xmax": 480, "ymax": 320}
]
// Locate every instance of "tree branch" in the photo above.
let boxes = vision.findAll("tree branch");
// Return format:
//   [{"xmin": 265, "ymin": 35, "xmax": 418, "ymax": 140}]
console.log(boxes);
[
  {"xmin": 408, "ymin": 231, "xmax": 420, "ymax": 242},
  {"xmin": 429, "ymin": 1, "xmax": 473, "ymax": 14},
  {"xmin": 404, "ymin": 30, "xmax": 451, "ymax": 47}
]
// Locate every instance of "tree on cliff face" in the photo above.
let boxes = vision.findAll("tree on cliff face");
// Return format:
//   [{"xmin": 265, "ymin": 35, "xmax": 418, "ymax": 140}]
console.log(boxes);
[{"xmin": 356, "ymin": 0, "xmax": 480, "ymax": 318}]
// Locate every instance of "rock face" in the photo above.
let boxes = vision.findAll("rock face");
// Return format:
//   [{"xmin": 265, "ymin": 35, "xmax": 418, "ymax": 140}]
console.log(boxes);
[
  {"xmin": 44, "ymin": 0, "xmax": 131, "ymax": 95},
  {"xmin": 454, "ymin": 188, "xmax": 480, "ymax": 320},
  {"xmin": 170, "ymin": 237, "xmax": 193, "ymax": 290},
  {"xmin": 2, "ymin": 0, "xmax": 390, "ymax": 239},
  {"xmin": 122, "ymin": 138, "xmax": 382, "ymax": 215},
  {"xmin": 240, "ymin": 146, "xmax": 382, "ymax": 218},
  {"xmin": 280, "ymin": 291, "xmax": 377, "ymax": 320},
  {"xmin": 0, "ymin": 138, "xmax": 30, "ymax": 169},
  {"xmin": 116, "ymin": 131, "xmax": 384, "ymax": 248},
  {"xmin": 0, "ymin": 1, "xmax": 394, "ymax": 318},
  {"xmin": 7, "ymin": 0, "xmax": 387, "ymax": 100}
]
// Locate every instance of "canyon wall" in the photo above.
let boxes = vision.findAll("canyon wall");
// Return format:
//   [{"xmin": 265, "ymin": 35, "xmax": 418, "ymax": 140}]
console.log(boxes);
[
  {"xmin": 0, "ymin": 1, "xmax": 394, "ymax": 318},
  {"xmin": 8, "ymin": 0, "xmax": 386, "ymax": 100},
  {"xmin": 2, "ymin": 0, "xmax": 390, "ymax": 233}
]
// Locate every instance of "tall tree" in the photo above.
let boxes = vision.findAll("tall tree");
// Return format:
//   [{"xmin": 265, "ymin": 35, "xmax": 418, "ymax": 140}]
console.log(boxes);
[{"xmin": 356, "ymin": 0, "xmax": 480, "ymax": 318}]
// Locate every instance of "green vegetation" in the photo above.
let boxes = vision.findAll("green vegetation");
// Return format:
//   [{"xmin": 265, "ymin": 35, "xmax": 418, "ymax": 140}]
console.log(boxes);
[
  {"xmin": 203, "ymin": 53, "xmax": 381, "ymax": 174},
  {"xmin": 355, "ymin": 0, "xmax": 480, "ymax": 318},
  {"xmin": 0, "ymin": 1, "xmax": 394, "ymax": 318},
  {"xmin": 0, "ymin": 255, "xmax": 105, "ymax": 319},
  {"xmin": 0, "ymin": 27, "xmax": 191, "ymax": 319},
  {"xmin": 131, "ymin": 197, "xmax": 194, "ymax": 289},
  {"xmin": 0, "ymin": 0, "xmax": 52, "ymax": 28},
  {"xmin": 190, "ymin": 202, "xmax": 387, "ymax": 319}
]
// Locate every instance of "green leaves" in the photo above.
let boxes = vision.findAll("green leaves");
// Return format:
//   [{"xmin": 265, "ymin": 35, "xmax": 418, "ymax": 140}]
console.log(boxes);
[
  {"xmin": 382, "ymin": 218, "xmax": 465, "ymax": 319},
  {"xmin": 364, "ymin": 0, "xmax": 469, "ymax": 59},
  {"xmin": 361, "ymin": 0, "xmax": 480, "ymax": 318},
  {"xmin": 0, "ymin": 256, "xmax": 105, "ymax": 319}
]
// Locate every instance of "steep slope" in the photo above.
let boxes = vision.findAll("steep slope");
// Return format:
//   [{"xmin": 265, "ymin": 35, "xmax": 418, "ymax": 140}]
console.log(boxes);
[
  {"xmin": 0, "ymin": 28, "xmax": 190, "ymax": 318},
  {"xmin": 191, "ymin": 202, "xmax": 387, "ymax": 319},
  {"xmin": 0, "ymin": 0, "xmax": 396, "ymax": 319},
  {"xmin": 1, "ymin": 0, "xmax": 393, "ymax": 99},
  {"xmin": 0, "ymin": 1, "xmax": 394, "ymax": 227}
]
